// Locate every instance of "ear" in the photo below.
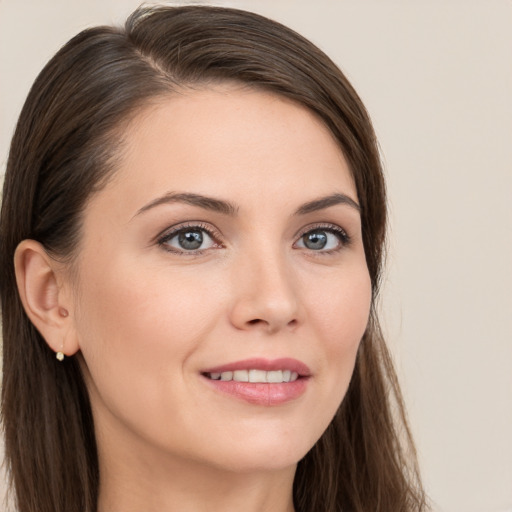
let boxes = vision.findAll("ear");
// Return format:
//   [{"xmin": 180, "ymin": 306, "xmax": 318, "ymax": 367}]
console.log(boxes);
[{"xmin": 14, "ymin": 239, "xmax": 80, "ymax": 357}]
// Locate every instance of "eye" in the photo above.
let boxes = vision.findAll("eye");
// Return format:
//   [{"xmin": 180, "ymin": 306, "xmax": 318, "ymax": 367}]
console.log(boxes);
[
  {"xmin": 158, "ymin": 224, "xmax": 220, "ymax": 253},
  {"xmin": 295, "ymin": 225, "xmax": 350, "ymax": 252}
]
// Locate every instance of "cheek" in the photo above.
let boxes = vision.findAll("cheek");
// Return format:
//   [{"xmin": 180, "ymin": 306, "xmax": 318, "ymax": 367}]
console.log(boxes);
[
  {"xmin": 75, "ymin": 257, "xmax": 216, "ymax": 350},
  {"xmin": 71, "ymin": 258, "xmax": 222, "ymax": 409},
  {"xmin": 307, "ymin": 265, "xmax": 372, "ymax": 391},
  {"xmin": 71, "ymin": 258, "xmax": 231, "ymax": 453},
  {"xmin": 310, "ymin": 263, "xmax": 371, "ymax": 340}
]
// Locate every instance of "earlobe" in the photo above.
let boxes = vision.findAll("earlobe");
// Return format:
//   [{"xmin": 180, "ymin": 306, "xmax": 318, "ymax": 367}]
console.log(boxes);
[{"xmin": 14, "ymin": 239, "xmax": 80, "ymax": 358}]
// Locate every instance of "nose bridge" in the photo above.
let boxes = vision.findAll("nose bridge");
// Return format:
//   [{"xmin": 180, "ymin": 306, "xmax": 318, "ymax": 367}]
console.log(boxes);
[{"xmin": 229, "ymin": 239, "xmax": 300, "ymax": 332}]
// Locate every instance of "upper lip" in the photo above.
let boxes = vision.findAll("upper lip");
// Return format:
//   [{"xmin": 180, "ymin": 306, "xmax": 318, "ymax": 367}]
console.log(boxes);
[{"xmin": 202, "ymin": 358, "xmax": 311, "ymax": 377}]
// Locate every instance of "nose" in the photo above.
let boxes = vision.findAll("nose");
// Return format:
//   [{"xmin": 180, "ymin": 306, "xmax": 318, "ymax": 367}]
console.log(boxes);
[{"xmin": 229, "ymin": 250, "xmax": 301, "ymax": 334}]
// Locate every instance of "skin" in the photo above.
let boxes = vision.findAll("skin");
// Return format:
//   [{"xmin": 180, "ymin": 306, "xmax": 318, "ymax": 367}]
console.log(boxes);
[{"xmin": 16, "ymin": 86, "xmax": 372, "ymax": 512}]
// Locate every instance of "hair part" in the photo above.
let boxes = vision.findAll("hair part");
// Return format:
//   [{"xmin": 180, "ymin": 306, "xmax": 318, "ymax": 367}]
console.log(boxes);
[{"xmin": 1, "ymin": 6, "xmax": 427, "ymax": 511}]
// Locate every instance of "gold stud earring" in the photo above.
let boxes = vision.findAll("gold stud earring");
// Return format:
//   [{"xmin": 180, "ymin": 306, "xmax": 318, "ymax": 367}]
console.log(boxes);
[{"xmin": 56, "ymin": 308, "xmax": 69, "ymax": 361}]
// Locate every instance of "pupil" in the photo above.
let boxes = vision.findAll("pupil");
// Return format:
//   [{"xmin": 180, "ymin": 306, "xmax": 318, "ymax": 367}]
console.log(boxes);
[
  {"xmin": 304, "ymin": 231, "xmax": 327, "ymax": 250},
  {"xmin": 178, "ymin": 230, "xmax": 203, "ymax": 250}
]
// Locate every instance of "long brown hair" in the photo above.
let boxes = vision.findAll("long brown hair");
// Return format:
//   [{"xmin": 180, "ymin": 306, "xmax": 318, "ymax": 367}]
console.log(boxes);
[{"xmin": 1, "ymin": 6, "xmax": 427, "ymax": 512}]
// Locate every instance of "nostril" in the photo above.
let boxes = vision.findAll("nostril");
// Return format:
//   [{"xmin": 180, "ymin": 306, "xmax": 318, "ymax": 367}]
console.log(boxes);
[{"xmin": 246, "ymin": 317, "xmax": 298, "ymax": 330}]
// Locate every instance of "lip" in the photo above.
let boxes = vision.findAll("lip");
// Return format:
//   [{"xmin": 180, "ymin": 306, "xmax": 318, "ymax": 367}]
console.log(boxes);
[
  {"xmin": 202, "ymin": 357, "xmax": 311, "ymax": 376},
  {"xmin": 201, "ymin": 358, "xmax": 310, "ymax": 406}
]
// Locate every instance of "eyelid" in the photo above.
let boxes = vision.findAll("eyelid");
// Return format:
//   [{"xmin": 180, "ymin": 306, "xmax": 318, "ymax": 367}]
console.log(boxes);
[
  {"xmin": 154, "ymin": 221, "xmax": 351, "ymax": 255},
  {"xmin": 156, "ymin": 221, "xmax": 224, "ymax": 254},
  {"xmin": 293, "ymin": 222, "xmax": 351, "ymax": 251}
]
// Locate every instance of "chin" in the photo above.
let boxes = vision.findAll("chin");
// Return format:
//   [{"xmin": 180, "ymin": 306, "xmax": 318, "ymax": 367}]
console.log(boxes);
[{"xmin": 195, "ymin": 427, "xmax": 319, "ymax": 474}]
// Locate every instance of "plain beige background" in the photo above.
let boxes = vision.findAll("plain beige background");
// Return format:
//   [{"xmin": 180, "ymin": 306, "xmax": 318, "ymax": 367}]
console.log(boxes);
[{"xmin": 1, "ymin": 1, "xmax": 511, "ymax": 511}]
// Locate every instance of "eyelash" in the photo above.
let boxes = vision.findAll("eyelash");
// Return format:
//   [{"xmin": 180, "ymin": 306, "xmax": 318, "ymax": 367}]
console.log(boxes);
[
  {"xmin": 294, "ymin": 223, "xmax": 351, "ymax": 254},
  {"xmin": 156, "ymin": 222, "xmax": 351, "ymax": 255},
  {"xmin": 157, "ymin": 222, "xmax": 223, "ymax": 255}
]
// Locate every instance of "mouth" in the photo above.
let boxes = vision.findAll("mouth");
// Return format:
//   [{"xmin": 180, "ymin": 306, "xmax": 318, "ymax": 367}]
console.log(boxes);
[
  {"xmin": 204, "ymin": 369, "xmax": 300, "ymax": 383},
  {"xmin": 201, "ymin": 358, "xmax": 310, "ymax": 406}
]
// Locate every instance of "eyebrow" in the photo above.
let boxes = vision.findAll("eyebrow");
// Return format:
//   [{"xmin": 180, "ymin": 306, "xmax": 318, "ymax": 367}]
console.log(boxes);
[
  {"xmin": 294, "ymin": 193, "xmax": 360, "ymax": 215},
  {"xmin": 135, "ymin": 192, "xmax": 239, "ymax": 217},
  {"xmin": 134, "ymin": 191, "xmax": 360, "ymax": 218}
]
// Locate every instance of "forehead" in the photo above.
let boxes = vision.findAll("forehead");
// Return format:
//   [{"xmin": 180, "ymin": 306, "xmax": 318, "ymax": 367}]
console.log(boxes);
[{"xmin": 93, "ymin": 85, "xmax": 357, "ymax": 215}]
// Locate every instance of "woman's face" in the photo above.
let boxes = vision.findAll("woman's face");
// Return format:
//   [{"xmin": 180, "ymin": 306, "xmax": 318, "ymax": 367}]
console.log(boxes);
[{"xmin": 69, "ymin": 86, "xmax": 371, "ymax": 473}]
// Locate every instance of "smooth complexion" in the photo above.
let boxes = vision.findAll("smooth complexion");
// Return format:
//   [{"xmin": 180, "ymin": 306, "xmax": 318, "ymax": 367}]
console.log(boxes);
[{"xmin": 23, "ymin": 86, "xmax": 372, "ymax": 512}]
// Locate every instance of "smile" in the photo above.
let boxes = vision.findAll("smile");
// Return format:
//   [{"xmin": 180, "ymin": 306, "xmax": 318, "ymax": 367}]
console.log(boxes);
[
  {"xmin": 201, "ymin": 358, "xmax": 310, "ymax": 406},
  {"xmin": 206, "ymin": 369, "xmax": 300, "ymax": 383}
]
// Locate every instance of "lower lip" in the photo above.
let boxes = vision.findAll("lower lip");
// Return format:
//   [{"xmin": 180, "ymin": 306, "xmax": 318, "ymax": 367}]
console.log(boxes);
[{"xmin": 202, "ymin": 377, "xmax": 308, "ymax": 406}]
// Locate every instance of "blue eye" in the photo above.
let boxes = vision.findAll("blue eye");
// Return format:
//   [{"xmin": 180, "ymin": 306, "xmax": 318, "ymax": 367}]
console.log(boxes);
[
  {"xmin": 295, "ymin": 226, "xmax": 349, "ymax": 252},
  {"xmin": 159, "ymin": 225, "xmax": 218, "ymax": 253}
]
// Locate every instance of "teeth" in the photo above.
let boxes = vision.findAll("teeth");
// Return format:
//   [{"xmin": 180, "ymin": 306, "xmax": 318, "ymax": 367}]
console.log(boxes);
[
  {"xmin": 249, "ymin": 369, "xmax": 267, "ymax": 382},
  {"xmin": 233, "ymin": 370, "xmax": 249, "ymax": 382},
  {"xmin": 208, "ymin": 369, "xmax": 300, "ymax": 383},
  {"xmin": 266, "ymin": 370, "xmax": 283, "ymax": 383}
]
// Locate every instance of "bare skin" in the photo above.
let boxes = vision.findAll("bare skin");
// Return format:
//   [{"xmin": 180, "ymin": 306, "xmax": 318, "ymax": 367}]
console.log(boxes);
[{"xmin": 15, "ymin": 85, "xmax": 371, "ymax": 512}]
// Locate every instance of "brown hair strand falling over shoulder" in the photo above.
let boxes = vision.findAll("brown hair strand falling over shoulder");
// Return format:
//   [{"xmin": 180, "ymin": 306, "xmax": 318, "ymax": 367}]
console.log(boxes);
[{"xmin": 0, "ymin": 6, "xmax": 427, "ymax": 512}]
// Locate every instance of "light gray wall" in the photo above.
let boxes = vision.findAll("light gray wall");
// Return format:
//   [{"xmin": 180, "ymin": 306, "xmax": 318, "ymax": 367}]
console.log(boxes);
[{"xmin": 1, "ymin": 1, "xmax": 511, "ymax": 511}]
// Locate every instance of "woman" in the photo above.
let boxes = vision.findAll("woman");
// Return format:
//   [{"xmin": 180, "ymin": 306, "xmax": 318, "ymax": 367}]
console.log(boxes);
[{"xmin": 0, "ymin": 5, "xmax": 427, "ymax": 512}]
